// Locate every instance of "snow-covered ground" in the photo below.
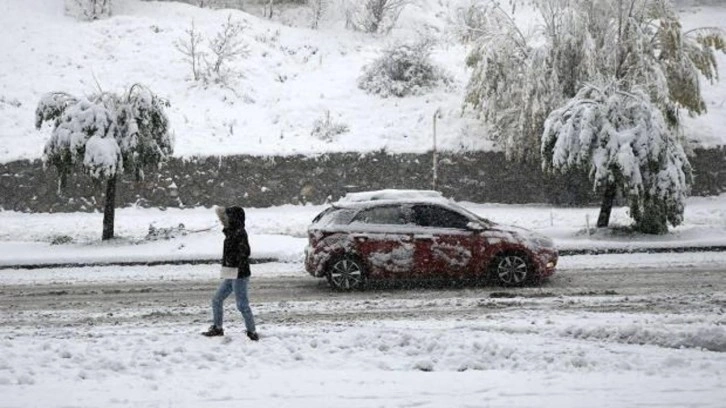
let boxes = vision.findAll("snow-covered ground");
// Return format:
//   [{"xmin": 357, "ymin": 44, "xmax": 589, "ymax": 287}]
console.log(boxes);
[
  {"xmin": 2, "ymin": 260, "xmax": 726, "ymax": 407},
  {"xmin": 1, "ymin": 0, "xmax": 725, "ymax": 164},
  {"xmin": 1, "ymin": 193, "xmax": 725, "ymax": 267},
  {"xmin": 2, "ymin": 305, "xmax": 725, "ymax": 408}
]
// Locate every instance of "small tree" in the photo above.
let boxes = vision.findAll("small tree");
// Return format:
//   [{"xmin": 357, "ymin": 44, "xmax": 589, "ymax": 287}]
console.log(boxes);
[
  {"xmin": 174, "ymin": 20, "xmax": 206, "ymax": 81},
  {"xmin": 36, "ymin": 85, "xmax": 174, "ymax": 240},
  {"xmin": 206, "ymin": 15, "xmax": 250, "ymax": 83},
  {"xmin": 175, "ymin": 15, "xmax": 250, "ymax": 87}
]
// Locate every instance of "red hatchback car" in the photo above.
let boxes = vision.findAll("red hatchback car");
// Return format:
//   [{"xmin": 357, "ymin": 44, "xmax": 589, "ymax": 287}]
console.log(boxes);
[{"xmin": 305, "ymin": 190, "xmax": 558, "ymax": 290}]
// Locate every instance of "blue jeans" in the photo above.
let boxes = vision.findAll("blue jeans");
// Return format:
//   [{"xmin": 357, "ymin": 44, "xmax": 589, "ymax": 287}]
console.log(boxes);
[{"xmin": 212, "ymin": 278, "xmax": 256, "ymax": 333}]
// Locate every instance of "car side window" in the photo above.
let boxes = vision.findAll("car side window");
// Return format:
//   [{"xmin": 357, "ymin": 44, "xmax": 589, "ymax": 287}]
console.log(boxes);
[
  {"xmin": 413, "ymin": 205, "xmax": 469, "ymax": 229},
  {"xmin": 353, "ymin": 206, "xmax": 407, "ymax": 225}
]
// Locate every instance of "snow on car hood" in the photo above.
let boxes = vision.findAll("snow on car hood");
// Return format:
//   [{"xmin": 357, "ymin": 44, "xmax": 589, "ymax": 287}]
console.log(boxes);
[{"xmin": 485, "ymin": 223, "xmax": 556, "ymax": 249}]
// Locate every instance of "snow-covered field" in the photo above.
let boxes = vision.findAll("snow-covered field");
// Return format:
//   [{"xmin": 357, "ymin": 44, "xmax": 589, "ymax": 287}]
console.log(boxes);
[{"xmin": 1, "ymin": 0, "xmax": 725, "ymax": 164}]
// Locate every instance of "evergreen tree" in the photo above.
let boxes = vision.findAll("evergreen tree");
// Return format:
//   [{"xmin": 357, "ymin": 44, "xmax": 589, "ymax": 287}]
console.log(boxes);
[{"xmin": 36, "ymin": 85, "xmax": 174, "ymax": 240}]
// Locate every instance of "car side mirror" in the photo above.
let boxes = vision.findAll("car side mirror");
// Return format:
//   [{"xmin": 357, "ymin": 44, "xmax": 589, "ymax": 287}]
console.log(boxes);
[{"xmin": 467, "ymin": 221, "xmax": 485, "ymax": 231}]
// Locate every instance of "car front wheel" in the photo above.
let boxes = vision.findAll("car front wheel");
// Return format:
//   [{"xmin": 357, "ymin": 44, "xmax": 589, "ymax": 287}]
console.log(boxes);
[
  {"xmin": 489, "ymin": 253, "xmax": 530, "ymax": 286},
  {"xmin": 327, "ymin": 256, "xmax": 367, "ymax": 291}
]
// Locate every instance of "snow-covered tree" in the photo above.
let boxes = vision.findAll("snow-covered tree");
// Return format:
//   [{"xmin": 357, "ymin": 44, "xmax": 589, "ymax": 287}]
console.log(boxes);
[
  {"xmin": 310, "ymin": 0, "xmax": 329, "ymax": 30},
  {"xmin": 36, "ymin": 85, "xmax": 174, "ymax": 240},
  {"xmin": 206, "ymin": 15, "xmax": 250, "ymax": 86},
  {"xmin": 350, "ymin": 0, "xmax": 411, "ymax": 34},
  {"xmin": 542, "ymin": 84, "xmax": 691, "ymax": 234},
  {"xmin": 462, "ymin": 0, "xmax": 724, "ymax": 232}
]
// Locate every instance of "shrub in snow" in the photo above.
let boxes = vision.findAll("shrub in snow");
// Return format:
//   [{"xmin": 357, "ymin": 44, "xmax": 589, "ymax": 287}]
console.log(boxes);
[
  {"xmin": 310, "ymin": 110, "xmax": 349, "ymax": 142},
  {"xmin": 358, "ymin": 39, "xmax": 452, "ymax": 98},
  {"xmin": 50, "ymin": 235, "xmax": 74, "ymax": 245},
  {"xmin": 414, "ymin": 360, "xmax": 434, "ymax": 372},
  {"xmin": 175, "ymin": 15, "xmax": 250, "ymax": 87},
  {"xmin": 146, "ymin": 223, "xmax": 187, "ymax": 241},
  {"xmin": 462, "ymin": 0, "xmax": 724, "ymax": 231},
  {"xmin": 36, "ymin": 84, "xmax": 174, "ymax": 240},
  {"xmin": 65, "ymin": 0, "xmax": 112, "ymax": 21}
]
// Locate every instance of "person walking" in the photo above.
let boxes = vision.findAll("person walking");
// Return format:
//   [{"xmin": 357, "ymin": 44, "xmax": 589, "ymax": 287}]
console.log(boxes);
[{"xmin": 201, "ymin": 205, "xmax": 259, "ymax": 341}]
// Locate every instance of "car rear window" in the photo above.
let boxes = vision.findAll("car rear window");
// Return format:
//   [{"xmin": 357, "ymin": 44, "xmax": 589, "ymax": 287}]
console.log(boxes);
[{"xmin": 311, "ymin": 207, "xmax": 356, "ymax": 226}]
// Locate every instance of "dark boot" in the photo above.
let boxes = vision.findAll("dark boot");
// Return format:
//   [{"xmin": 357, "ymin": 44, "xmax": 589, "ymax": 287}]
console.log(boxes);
[
  {"xmin": 201, "ymin": 325, "xmax": 224, "ymax": 337},
  {"xmin": 246, "ymin": 331, "xmax": 259, "ymax": 341}
]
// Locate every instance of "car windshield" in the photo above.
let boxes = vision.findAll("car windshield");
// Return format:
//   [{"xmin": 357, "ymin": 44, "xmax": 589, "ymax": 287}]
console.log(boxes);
[{"xmin": 446, "ymin": 202, "xmax": 493, "ymax": 226}]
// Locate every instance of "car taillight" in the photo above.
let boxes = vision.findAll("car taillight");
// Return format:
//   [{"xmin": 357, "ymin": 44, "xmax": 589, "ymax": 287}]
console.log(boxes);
[
  {"xmin": 308, "ymin": 231, "xmax": 318, "ymax": 246},
  {"xmin": 309, "ymin": 229, "xmax": 335, "ymax": 247},
  {"xmin": 308, "ymin": 229, "xmax": 324, "ymax": 247}
]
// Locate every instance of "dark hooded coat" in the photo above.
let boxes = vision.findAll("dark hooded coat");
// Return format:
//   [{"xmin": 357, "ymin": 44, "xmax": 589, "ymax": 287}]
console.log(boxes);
[{"xmin": 220, "ymin": 206, "xmax": 251, "ymax": 278}]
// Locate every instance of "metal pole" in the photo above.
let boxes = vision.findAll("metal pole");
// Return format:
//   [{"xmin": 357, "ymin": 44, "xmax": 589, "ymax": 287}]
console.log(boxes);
[{"xmin": 432, "ymin": 108, "xmax": 441, "ymax": 191}]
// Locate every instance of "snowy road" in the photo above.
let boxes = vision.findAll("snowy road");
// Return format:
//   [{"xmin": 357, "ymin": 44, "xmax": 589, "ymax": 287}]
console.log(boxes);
[
  {"xmin": 2, "ymin": 263, "xmax": 725, "ymax": 324},
  {"xmin": 2, "ymin": 262, "xmax": 726, "ymax": 407}
]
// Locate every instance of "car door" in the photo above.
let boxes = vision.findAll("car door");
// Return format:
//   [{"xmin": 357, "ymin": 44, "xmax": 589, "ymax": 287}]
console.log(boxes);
[
  {"xmin": 410, "ymin": 204, "xmax": 479, "ymax": 280},
  {"xmin": 348, "ymin": 205, "xmax": 416, "ymax": 279}
]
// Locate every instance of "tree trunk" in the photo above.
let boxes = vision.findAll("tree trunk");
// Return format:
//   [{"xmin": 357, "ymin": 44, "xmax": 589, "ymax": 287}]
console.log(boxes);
[
  {"xmin": 102, "ymin": 175, "xmax": 117, "ymax": 240},
  {"xmin": 596, "ymin": 181, "xmax": 617, "ymax": 228}
]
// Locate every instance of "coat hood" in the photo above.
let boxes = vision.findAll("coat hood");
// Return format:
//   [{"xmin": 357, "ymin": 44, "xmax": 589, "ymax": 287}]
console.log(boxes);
[
  {"xmin": 215, "ymin": 205, "xmax": 246, "ymax": 230},
  {"xmin": 224, "ymin": 205, "xmax": 245, "ymax": 230}
]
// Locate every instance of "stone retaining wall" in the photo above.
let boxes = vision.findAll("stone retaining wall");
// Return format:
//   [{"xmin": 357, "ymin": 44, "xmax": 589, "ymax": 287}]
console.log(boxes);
[{"xmin": 1, "ymin": 148, "xmax": 724, "ymax": 212}]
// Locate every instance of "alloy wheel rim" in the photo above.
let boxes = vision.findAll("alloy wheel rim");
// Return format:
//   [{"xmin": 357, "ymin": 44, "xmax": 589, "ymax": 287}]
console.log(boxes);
[
  {"xmin": 497, "ymin": 256, "xmax": 528, "ymax": 284},
  {"xmin": 331, "ymin": 259, "xmax": 363, "ymax": 289}
]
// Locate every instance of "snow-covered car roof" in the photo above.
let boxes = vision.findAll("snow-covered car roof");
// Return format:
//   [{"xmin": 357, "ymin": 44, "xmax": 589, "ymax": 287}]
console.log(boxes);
[{"xmin": 334, "ymin": 189, "xmax": 450, "ymax": 208}]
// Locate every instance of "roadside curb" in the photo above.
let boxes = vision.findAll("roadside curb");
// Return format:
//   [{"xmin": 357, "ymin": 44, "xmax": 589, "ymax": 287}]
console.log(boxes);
[
  {"xmin": 558, "ymin": 246, "xmax": 726, "ymax": 256},
  {"xmin": 2, "ymin": 246, "xmax": 726, "ymax": 270},
  {"xmin": 0, "ymin": 257, "xmax": 279, "ymax": 271}
]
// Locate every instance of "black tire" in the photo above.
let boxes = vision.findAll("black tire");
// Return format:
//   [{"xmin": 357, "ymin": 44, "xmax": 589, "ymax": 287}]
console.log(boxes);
[
  {"xmin": 326, "ymin": 255, "xmax": 367, "ymax": 291},
  {"xmin": 488, "ymin": 252, "xmax": 531, "ymax": 287}
]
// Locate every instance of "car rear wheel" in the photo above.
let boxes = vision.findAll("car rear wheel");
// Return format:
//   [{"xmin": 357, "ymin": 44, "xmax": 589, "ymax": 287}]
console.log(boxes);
[
  {"xmin": 327, "ymin": 256, "xmax": 367, "ymax": 291},
  {"xmin": 489, "ymin": 253, "xmax": 530, "ymax": 286}
]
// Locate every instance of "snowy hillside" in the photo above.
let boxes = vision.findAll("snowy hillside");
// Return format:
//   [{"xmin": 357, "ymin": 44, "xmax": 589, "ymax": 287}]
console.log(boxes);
[{"xmin": 1, "ymin": 0, "xmax": 724, "ymax": 163}]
